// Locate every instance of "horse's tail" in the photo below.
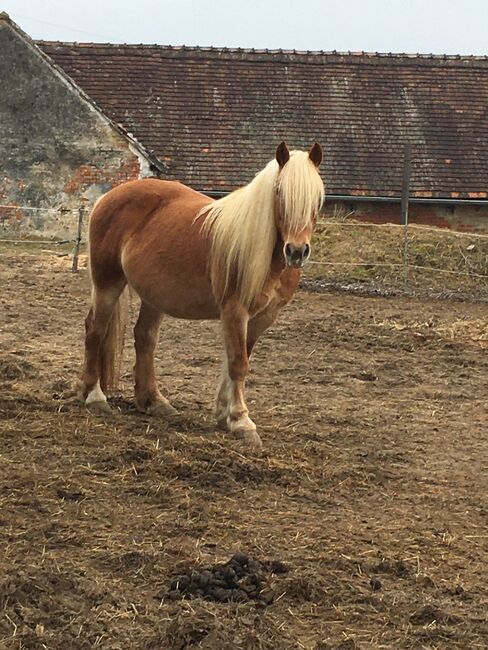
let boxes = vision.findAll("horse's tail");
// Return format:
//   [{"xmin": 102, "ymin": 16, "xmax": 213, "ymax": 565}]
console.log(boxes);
[{"xmin": 99, "ymin": 287, "xmax": 129, "ymax": 392}]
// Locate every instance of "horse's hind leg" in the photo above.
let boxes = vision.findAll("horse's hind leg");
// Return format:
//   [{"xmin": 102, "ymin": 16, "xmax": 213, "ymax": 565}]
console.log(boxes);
[
  {"xmin": 81, "ymin": 282, "xmax": 125, "ymax": 413},
  {"xmin": 133, "ymin": 301, "xmax": 176, "ymax": 416}
]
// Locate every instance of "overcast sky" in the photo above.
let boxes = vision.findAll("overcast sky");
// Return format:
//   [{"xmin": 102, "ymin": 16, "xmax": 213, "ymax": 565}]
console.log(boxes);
[{"xmin": 3, "ymin": 0, "xmax": 488, "ymax": 55}]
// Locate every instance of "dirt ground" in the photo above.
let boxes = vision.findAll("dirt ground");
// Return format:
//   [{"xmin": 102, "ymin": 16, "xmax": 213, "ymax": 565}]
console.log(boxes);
[{"xmin": 1, "ymin": 245, "xmax": 487, "ymax": 650}]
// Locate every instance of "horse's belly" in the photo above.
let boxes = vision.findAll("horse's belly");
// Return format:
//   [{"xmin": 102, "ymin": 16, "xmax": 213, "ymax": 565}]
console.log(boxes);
[
  {"xmin": 121, "ymin": 222, "xmax": 221, "ymax": 319},
  {"xmin": 124, "ymin": 260, "xmax": 219, "ymax": 319},
  {"xmin": 150, "ymin": 289, "xmax": 220, "ymax": 320}
]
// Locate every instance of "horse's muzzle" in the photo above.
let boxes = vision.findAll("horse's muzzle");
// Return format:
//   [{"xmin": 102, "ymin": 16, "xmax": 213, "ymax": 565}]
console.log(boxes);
[{"xmin": 284, "ymin": 243, "xmax": 311, "ymax": 268}]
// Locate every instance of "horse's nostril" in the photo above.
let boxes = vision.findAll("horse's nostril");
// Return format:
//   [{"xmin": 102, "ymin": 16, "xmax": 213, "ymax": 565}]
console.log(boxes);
[
  {"xmin": 285, "ymin": 244, "xmax": 293, "ymax": 257},
  {"xmin": 304, "ymin": 244, "xmax": 310, "ymax": 257}
]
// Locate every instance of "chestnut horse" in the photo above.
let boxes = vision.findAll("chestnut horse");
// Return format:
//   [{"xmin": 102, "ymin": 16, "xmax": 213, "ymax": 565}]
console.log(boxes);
[{"xmin": 81, "ymin": 142, "xmax": 324, "ymax": 448}]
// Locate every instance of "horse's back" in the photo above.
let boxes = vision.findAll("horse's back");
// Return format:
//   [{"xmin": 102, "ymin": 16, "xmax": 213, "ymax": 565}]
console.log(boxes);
[
  {"xmin": 89, "ymin": 178, "xmax": 210, "ymax": 263},
  {"xmin": 106, "ymin": 178, "xmax": 205, "ymax": 202},
  {"xmin": 91, "ymin": 178, "xmax": 207, "ymax": 230},
  {"xmin": 88, "ymin": 178, "xmax": 217, "ymax": 317}
]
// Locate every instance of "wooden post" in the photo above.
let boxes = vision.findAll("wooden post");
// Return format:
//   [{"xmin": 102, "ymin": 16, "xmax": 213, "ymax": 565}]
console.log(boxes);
[
  {"xmin": 72, "ymin": 207, "xmax": 84, "ymax": 273},
  {"xmin": 401, "ymin": 143, "xmax": 412, "ymax": 226},
  {"xmin": 401, "ymin": 143, "xmax": 412, "ymax": 288}
]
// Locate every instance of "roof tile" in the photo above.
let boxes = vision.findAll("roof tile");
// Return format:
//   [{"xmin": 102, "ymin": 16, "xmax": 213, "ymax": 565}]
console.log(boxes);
[{"xmin": 37, "ymin": 42, "xmax": 488, "ymax": 199}]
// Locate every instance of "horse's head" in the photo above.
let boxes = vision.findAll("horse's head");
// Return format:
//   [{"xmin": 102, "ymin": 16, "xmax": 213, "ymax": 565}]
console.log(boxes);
[{"xmin": 274, "ymin": 141, "xmax": 324, "ymax": 268}]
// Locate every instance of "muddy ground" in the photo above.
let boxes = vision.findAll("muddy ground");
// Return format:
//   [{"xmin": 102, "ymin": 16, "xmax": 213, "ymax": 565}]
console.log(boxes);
[{"xmin": 0, "ymin": 245, "xmax": 487, "ymax": 649}]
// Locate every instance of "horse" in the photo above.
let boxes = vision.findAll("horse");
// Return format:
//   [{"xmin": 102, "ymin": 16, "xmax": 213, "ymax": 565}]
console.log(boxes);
[{"xmin": 80, "ymin": 141, "xmax": 324, "ymax": 448}]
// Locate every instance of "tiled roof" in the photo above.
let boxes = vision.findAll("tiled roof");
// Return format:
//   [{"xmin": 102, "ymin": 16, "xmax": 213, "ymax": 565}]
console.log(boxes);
[{"xmin": 37, "ymin": 42, "xmax": 488, "ymax": 199}]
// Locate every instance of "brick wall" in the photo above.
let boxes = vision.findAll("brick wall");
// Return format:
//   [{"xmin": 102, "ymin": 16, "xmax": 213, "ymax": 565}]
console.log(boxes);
[
  {"xmin": 325, "ymin": 200, "xmax": 488, "ymax": 234},
  {"xmin": 0, "ymin": 20, "xmax": 143, "ymax": 239}
]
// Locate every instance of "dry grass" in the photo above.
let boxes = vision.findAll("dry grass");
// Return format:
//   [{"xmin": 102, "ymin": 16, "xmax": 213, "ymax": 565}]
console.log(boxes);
[
  {"xmin": 375, "ymin": 316, "xmax": 488, "ymax": 346},
  {"xmin": 307, "ymin": 219, "xmax": 488, "ymax": 297},
  {"xmin": 1, "ymin": 245, "xmax": 488, "ymax": 649}
]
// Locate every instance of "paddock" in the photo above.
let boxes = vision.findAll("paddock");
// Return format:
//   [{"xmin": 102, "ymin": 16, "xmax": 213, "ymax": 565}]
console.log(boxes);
[{"xmin": 0, "ymin": 246, "xmax": 487, "ymax": 649}]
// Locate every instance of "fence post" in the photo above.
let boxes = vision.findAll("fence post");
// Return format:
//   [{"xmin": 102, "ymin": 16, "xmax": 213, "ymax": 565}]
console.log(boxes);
[
  {"xmin": 72, "ymin": 206, "xmax": 84, "ymax": 273},
  {"xmin": 401, "ymin": 143, "xmax": 412, "ymax": 288}
]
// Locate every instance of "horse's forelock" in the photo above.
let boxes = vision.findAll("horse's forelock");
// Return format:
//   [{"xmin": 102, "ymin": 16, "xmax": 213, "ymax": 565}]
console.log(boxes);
[{"xmin": 277, "ymin": 151, "xmax": 325, "ymax": 235}]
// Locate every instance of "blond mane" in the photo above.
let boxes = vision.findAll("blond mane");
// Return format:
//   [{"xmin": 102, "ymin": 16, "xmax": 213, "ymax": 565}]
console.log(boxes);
[{"xmin": 198, "ymin": 150, "xmax": 324, "ymax": 307}]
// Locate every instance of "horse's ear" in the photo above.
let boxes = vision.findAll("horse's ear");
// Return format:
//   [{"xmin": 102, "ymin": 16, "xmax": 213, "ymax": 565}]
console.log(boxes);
[
  {"xmin": 276, "ymin": 141, "xmax": 290, "ymax": 168},
  {"xmin": 309, "ymin": 142, "xmax": 323, "ymax": 167}
]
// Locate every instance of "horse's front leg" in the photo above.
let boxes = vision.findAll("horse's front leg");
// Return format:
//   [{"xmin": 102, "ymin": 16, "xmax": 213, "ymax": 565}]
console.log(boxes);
[
  {"xmin": 246, "ymin": 304, "xmax": 279, "ymax": 357},
  {"xmin": 215, "ymin": 354, "xmax": 232, "ymax": 429},
  {"xmin": 219, "ymin": 299, "xmax": 262, "ymax": 449}
]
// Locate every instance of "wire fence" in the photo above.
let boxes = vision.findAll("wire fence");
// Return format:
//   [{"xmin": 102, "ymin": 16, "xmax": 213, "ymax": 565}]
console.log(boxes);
[
  {"xmin": 0, "ymin": 203, "xmax": 79, "ymax": 213},
  {"xmin": 307, "ymin": 218, "xmax": 488, "ymax": 299},
  {"xmin": 318, "ymin": 219, "xmax": 488, "ymax": 240},
  {"xmin": 0, "ymin": 203, "xmax": 85, "ymax": 271},
  {"xmin": 2, "ymin": 203, "xmax": 488, "ymax": 298}
]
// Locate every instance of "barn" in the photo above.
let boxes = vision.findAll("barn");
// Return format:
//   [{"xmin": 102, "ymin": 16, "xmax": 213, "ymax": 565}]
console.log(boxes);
[
  {"xmin": 2, "ymin": 11, "xmax": 488, "ymax": 238},
  {"xmin": 0, "ymin": 14, "xmax": 162, "ymax": 238}
]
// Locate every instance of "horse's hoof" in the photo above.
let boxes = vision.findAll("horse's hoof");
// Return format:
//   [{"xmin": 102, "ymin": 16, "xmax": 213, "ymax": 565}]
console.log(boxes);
[
  {"xmin": 229, "ymin": 417, "xmax": 263, "ymax": 449},
  {"xmin": 86, "ymin": 400, "xmax": 111, "ymax": 415},
  {"xmin": 242, "ymin": 429, "xmax": 263, "ymax": 450},
  {"xmin": 143, "ymin": 400, "xmax": 177, "ymax": 417}
]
